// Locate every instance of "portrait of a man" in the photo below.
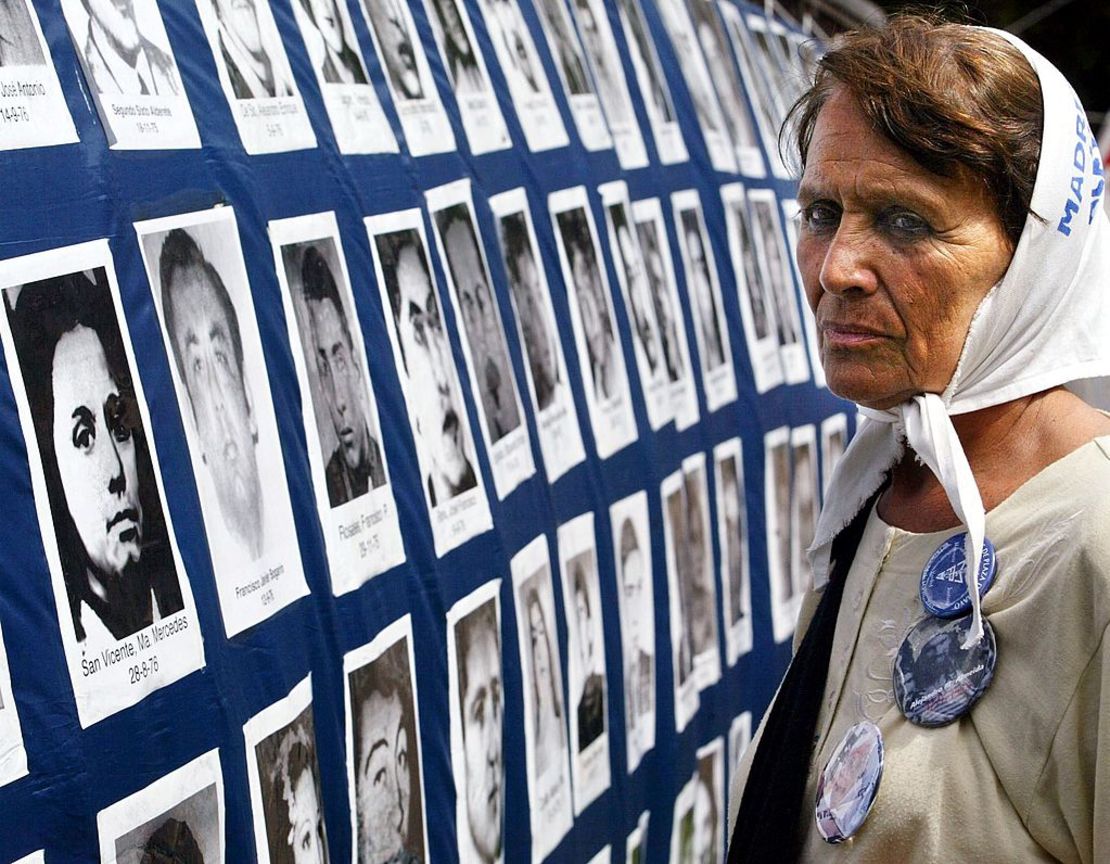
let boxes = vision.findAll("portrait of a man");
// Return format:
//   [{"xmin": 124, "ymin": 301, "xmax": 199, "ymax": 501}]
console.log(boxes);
[
  {"xmin": 570, "ymin": 558, "xmax": 605, "ymax": 751},
  {"xmin": 5, "ymin": 269, "xmax": 185, "ymax": 645},
  {"xmin": 679, "ymin": 209, "xmax": 725, "ymax": 370},
  {"xmin": 287, "ymin": 242, "xmax": 386, "ymax": 507},
  {"xmin": 297, "ymin": 0, "xmax": 367, "ymax": 84},
  {"xmin": 618, "ymin": 516, "xmax": 653, "ymax": 764},
  {"xmin": 366, "ymin": 0, "xmax": 424, "ymax": 100},
  {"xmin": 0, "ymin": 0, "xmax": 44, "ymax": 66},
  {"xmin": 430, "ymin": 0, "xmax": 483, "ymax": 95},
  {"xmin": 75, "ymin": 0, "xmax": 181, "ymax": 96},
  {"xmin": 158, "ymin": 228, "xmax": 267, "ymax": 563},
  {"xmin": 257, "ymin": 711, "xmax": 329, "ymax": 864},
  {"xmin": 499, "ymin": 211, "xmax": 560, "ymax": 412},
  {"xmin": 211, "ymin": 0, "xmax": 291, "ymax": 99},
  {"xmin": 378, "ymin": 229, "xmax": 477, "ymax": 507},
  {"xmin": 350, "ymin": 639, "xmax": 425, "ymax": 864},
  {"xmin": 436, "ymin": 205, "xmax": 520, "ymax": 444},
  {"xmin": 453, "ymin": 600, "xmax": 504, "ymax": 864}
]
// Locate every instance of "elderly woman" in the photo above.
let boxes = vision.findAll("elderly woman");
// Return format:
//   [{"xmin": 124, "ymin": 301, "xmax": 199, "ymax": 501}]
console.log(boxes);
[{"xmin": 729, "ymin": 16, "xmax": 1110, "ymax": 863}]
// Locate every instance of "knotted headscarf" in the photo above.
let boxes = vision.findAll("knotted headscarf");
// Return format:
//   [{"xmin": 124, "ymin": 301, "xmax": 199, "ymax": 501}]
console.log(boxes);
[{"xmin": 809, "ymin": 31, "xmax": 1110, "ymax": 645}]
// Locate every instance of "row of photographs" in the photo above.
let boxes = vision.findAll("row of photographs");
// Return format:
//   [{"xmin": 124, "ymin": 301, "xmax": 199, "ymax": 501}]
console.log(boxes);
[
  {"xmin": 0, "ymin": 0, "xmax": 815, "ymax": 170},
  {"xmin": 0, "ymin": 494, "xmax": 784, "ymax": 864},
  {"xmin": 0, "ymin": 174, "xmax": 815, "ymax": 728},
  {"xmin": 0, "ymin": 401, "xmax": 847, "ymax": 862}
]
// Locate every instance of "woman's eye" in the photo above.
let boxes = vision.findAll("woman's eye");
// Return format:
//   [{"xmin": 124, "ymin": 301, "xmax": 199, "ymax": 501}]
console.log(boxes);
[
  {"xmin": 882, "ymin": 209, "xmax": 931, "ymax": 238},
  {"xmin": 801, "ymin": 202, "xmax": 839, "ymax": 231}
]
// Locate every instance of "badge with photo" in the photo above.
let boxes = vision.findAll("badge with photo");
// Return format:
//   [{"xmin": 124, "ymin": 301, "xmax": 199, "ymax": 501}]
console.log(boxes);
[
  {"xmin": 690, "ymin": 0, "xmax": 764, "ymax": 176},
  {"xmin": 474, "ymin": 0, "xmax": 569, "ymax": 152},
  {"xmin": 510, "ymin": 535, "xmax": 574, "ymax": 863},
  {"xmin": 97, "ymin": 749, "xmax": 224, "ymax": 863},
  {"xmin": 630, "ymin": 197, "xmax": 698, "ymax": 431},
  {"xmin": 59, "ymin": 0, "xmax": 200, "ymax": 149},
  {"xmin": 614, "ymin": 0, "xmax": 686, "ymax": 164},
  {"xmin": 557, "ymin": 511, "xmax": 611, "ymax": 814},
  {"xmin": 653, "ymin": 0, "xmax": 735, "ymax": 173},
  {"xmin": 270, "ymin": 212, "xmax": 406, "ymax": 595},
  {"xmin": 764, "ymin": 425, "xmax": 799, "ymax": 644},
  {"xmin": 0, "ymin": 0, "xmax": 78, "ymax": 151},
  {"xmin": 355, "ymin": 0, "xmax": 456, "ymax": 156},
  {"xmin": 244, "ymin": 677, "xmax": 330, "ymax": 864},
  {"xmin": 550, "ymin": 185, "xmax": 639, "ymax": 459},
  {"xmin": 610, "ymin": 490, "xmax": 655, "ymax": 774},
  {"xmin": 692, "ymin": 738, "xmax": 725, "ymax": 864},
  {"xmin": 446, "ymin": 581, "xmax": 505, "ymax": 864},
  {"xmin": 344, "ymin": 616, "xmax": 428, "ymax": 864},
  {"xmin": 600, "ymin": 182, "xmax": 671, "ymax": 431},
  {"xmin": 671, "ymin": 190, "xmax": 737, "ymax": 412},
  {"xmin": 567, "ymin": 0, "xmax": 647, "ymax": 169},
  {"xmin": 489, "ymin": 187, "xmax": 585, "ymax": 483},
  {"xmin": 192, "ymin": 0, "xmax": 317, "ymax": 153},
  {"xmin": 625, "ymin": 810, "xmax": 649, "ymax": 864},
  {"xmin": 714, "ymin": 437, "xmax": 752, "ymax": 666},
  {"xmin": 288, "ymin": 0, "xmax": 398, "ymax": 154},
  {"xmin": 748, "ymin": 188, "xmax": 810, "ymax": 384},
  {"xmin": 427, "ymin": 180, "xmax": 535, "ymax": 501},
  {"xmin": 366, "ymin": 207, "xmax": 493, "ymax": 557},
  {"xmin": 532, "ymin": 0, "xmax": 612, "ymax": 152},
  {"xmin": 136, "ymin": 207, "xmax": 310, "ymax": 638},
  {"xmin": 0, "ymin": 239, "xmax": 206, "ymax": 726},
  {"xmin": 720, "ymin": 182, "xmax": 785, "ymax": 394},
  {"xmin": 419, "ymin": 0, "xmax": 510, "ymax": 154}
]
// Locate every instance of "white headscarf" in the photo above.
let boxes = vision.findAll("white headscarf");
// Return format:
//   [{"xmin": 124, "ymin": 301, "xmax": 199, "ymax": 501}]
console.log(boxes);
[{"xmin": 808, "ymin": 30, "xmax": 1110, "ymax": 646}]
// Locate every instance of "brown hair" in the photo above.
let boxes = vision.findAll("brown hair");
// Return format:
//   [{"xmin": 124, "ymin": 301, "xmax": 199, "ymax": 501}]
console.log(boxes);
[{"xmin": 787, "ymin": 14, "xmax": 1043, "ymax": 244}]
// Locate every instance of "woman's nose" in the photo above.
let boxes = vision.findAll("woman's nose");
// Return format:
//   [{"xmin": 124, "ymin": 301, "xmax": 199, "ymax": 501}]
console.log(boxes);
[{"xmin": 817, "ymin": 225, "xmax": 880, "ymax": 297}]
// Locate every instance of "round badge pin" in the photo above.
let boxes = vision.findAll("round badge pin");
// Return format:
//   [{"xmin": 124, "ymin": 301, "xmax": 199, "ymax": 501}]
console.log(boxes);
[
  {"xmin": 919, "ymin": 533, "xmax": 997, "ymax": 618},
  {"xmin": 815, "ymin": 721, "xmax": 884, "ymax": 843},
  {"xmin": 892, "ymin": 615, "xmax": 997, "ymax": 727}
]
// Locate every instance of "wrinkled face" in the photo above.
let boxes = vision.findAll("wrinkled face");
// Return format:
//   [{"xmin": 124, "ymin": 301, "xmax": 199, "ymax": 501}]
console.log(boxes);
[
  {"xmin": 461, "ymin": 626, "xmax": 503, "ymax": 862},
  {"xmin": 52, "ymin": 326, "xmax": 142, "ymax": 578},
  {"xmin": 166, "ymin": 264, "xmax": 261, "ymax": 554},
  {"xmin": 308, "ymin": 296, "xmax": 369, "ymax": 477},
  {"xmin": 796, "ymin": 87, "xmax": 1014, "ymax": 410},
  {"xmin": 307, "ymin": 0, "xmax": 343, "ymax": 54},
  {"xmin": 357, "ymin": 691, "xmax": 410, "ymax": 864},
  {"xmin": 287, "ymin": 769, "xmax": 327, "ymax": 864},
  {"xmin": 216, "ymin": 0, "xmax": 263, "ymax": 56},
  {"xmin": 511, "ymin": 248, "xmax": 556, "ymax": 395},
  {"xmin": 394, "ymin": 244, "xmax": 470, "ymax": 496},
  {"xmin": 87, "ymin": 0, "xmax": 139, "ymax": 56},
  {"xmin": 373, "ymin": 0, "xmax": 422, "ymax": 98}
]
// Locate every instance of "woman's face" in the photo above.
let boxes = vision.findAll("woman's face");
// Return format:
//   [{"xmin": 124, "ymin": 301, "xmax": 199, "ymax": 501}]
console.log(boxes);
[
  {"xmin": 796, "ymin": 87, "xmax": 1014, "ymax": 410},
  {"xmin": 52, "ymin": 326, "xmax": 143, "ymax": 578}
]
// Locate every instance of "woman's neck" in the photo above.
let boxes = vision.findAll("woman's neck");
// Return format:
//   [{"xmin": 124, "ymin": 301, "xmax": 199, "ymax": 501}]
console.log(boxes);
[{"xmin": 877, "ymin": 386, "xmax": 1110, "ymax": 532}]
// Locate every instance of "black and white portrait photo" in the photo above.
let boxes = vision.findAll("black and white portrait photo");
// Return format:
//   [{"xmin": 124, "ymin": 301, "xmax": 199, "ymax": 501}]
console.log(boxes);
[
  {"xmin": 511, "ymin": 536, "xmax": 573, "ymax": 862},
  {"xmin": 662, "ymin": 469, "xmax": 698, "ymax": 733},
  {"xmin": 490, "ymin": 190, "xmax": 585, "ymax": 482},
  {"xmin": 138, "ymin": 209, "xmax": 308, "ymax": 637},
  {"xmin": 764, "ymin": 425, "xmax": 797, "ymax": 644},
  {"xmin": 551, "ymin": 188, "xmax": 637, "ymax": 459},
  {"xmin": 476, "ymin": 0, "xmax": 568, "ymax": 152},
  {"xmin": 447, "ymin": 585, "xmax": 504, "ymax": 864},
  {"xmin": 631, "ymin": 197, "xmax": 698, "ymax": 430},
  {"xmin": 615, "ymin": 0, "xmax": 686, "ymax": 164},
  {"xmin": 790, "ymin": 426, "xmax": 818, "ymax": 600},
  {"xmin": 821, "ymin": 413, "xmax": 848, "ymax": 496},
  {"xmin": 194, "ymin": 0, "xmax": 315, "ymax": 152},
  {"xmin": 558, "ymin": 512, "xmax": 611, "ymax": 813},
  {"xmin": 610, "ymin": 490, "xmax": 655, "ymax": 774},
  {"xmin": 345, "ymin": 619, "xmax": 427, "ymax": 864},
  {"xmin": 0, "ymin": 241, "xmax": 204, "ymax": 726},
  {"xmin": 602, "ymin": 184, "xmax": 670, "ymax": 430},
  {"xmin": 0, "ymin": 0, "xmax": 44, "ymax": 66},
  {"xmin": 59, "ymin": 0, "xmax": 201, "ymax": 148},
  {"xmin": 673, "ymin": 192, "xmax": 736, "ymax": 411},
  {"xmin": 298, "ymin": 0, "xmax": 366, "ymax": 84},
  {"xmin": 682, "ymin": 457, "xmax": 720, "ymax": 689},
  {"xmin": 367, "ymin": 211, "xmax": 492, "ymax": 556},
  {"xmin": 714, "ymin": 438, "xmax": 752, "ymax": 666},
  {"xmin": 98, "ymin": 750, "xmax": 224, "ymax": 864},
  {"xmin": 271, "ymin": 213, "xmax": 405, "ymax": 595},
  {"xmin": 245, "ymin": 681, "xmax": 329, "ymax": 864},
  {"xmin": 429, "ymin": 185, "xmax": 534, "ymax": 500},
  {"xmin": 693, "ymin": 740, "xmax": 724, "ymax": 864}
]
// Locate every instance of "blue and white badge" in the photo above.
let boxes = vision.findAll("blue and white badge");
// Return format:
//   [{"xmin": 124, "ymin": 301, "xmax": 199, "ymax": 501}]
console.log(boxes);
[
  {"xmin": 893, "ymin": 615, "xmax": 997, "ymax": 727},
  {"xmin": 815, "ymin": 721, "xmax": 884, "ymax": 843},
  {"xmin": 919, "ymin": 533, "xmax": 997, "ymax": 618}
]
